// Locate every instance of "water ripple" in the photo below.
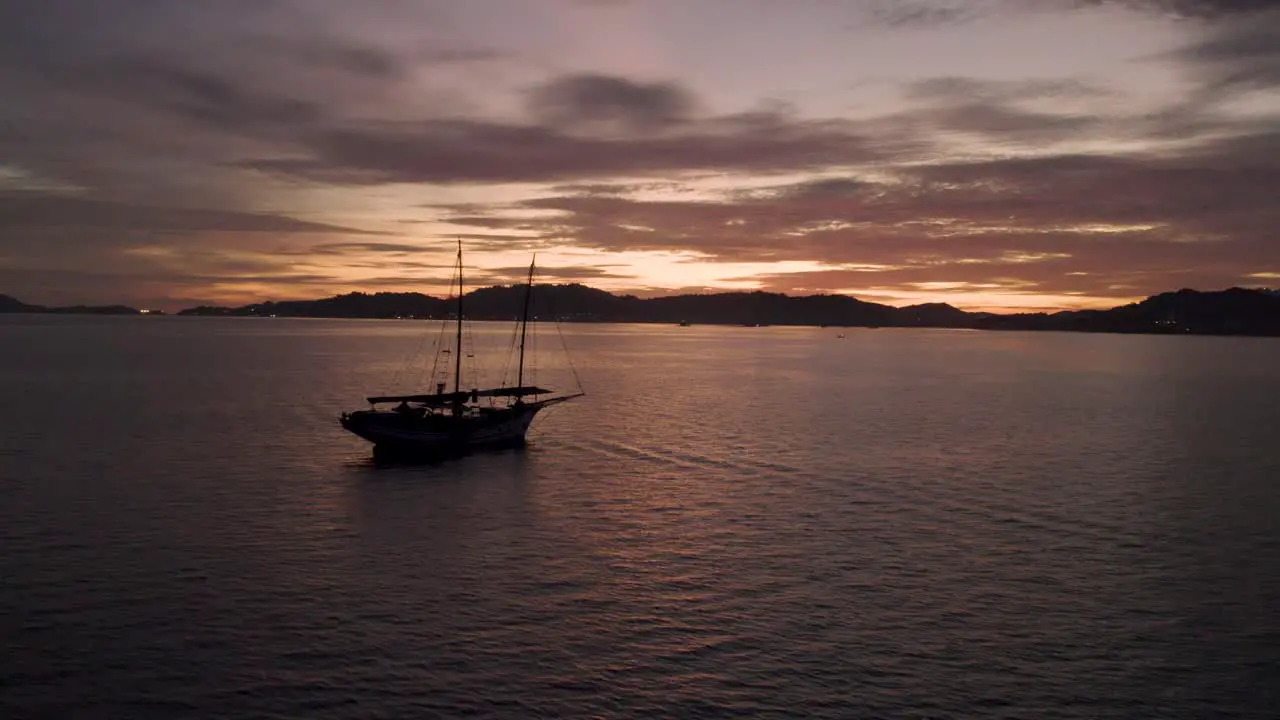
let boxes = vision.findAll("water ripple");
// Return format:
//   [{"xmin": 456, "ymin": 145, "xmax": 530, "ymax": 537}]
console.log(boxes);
[{"xmin": 1, "ymin": 317, "xmax": 1278, "ymax": 718}]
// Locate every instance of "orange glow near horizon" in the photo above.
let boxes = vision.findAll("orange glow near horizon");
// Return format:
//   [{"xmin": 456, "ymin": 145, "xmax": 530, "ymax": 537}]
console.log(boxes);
[{"xmin": 150, "ymin": 258, "xmax": 1144, "ymax": 316}]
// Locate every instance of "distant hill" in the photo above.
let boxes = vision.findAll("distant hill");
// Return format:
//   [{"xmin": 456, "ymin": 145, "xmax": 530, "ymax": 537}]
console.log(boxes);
[
  {"xmin": 178, "ymin": 285, "xmax": 907, "ymax": 326},
  {"xmin": 0, "ymin": 294, "xmax": 39, "ymax": 313},
  {"xmin": 0, "ymin": 294, "xmax": 143, "ymax": 315},
  {"xmin": 899, "ymin": 302, "xmax": 973, "ymax": 328},
  {"xmin": 974, "ymin": 288, "xmax": 1280, "ymax": 336},
  {"xmin": 173, "ymin": 285, "xmax": 1280, "ymax": 337},
  {"xmin": 181, "ymin": 291, "xmax": 446, "ymax": 319},
  {"xmin": 7, "ymin": 287, "xmax": 1278, "ymax": 335}
]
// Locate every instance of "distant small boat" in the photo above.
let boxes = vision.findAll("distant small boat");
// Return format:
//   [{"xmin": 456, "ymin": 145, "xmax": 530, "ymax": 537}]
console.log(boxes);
[
  {"xmin": 836, "ymin": 333, "xmax": 845, "ymax": 338},
  {"xmin": 340, "ymin": 240, "xmax": 583, "ymax": 460},
  {"xmin": 678, "ymin": 320, "xmax": 691, "ymax": 327}
]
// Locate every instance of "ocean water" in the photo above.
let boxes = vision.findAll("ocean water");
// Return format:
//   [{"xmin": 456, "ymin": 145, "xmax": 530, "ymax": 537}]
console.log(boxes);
[{"xmin": 1, "ymin": 314, "xmax": 1278, "ymax": 719}]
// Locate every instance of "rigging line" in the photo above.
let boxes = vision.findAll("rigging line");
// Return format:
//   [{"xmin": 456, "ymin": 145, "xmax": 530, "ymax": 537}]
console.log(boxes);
[
  {"xmin": 428, "ymin": 259, "xmax": 459, "ymax": 389},
  {"xmin": 386, "ymin": 276, "xmax": 441, "ymax": 390},
  {"xmin": 463, "ymin": 309, "xmax": 483, "ymax": 390},
  {"xmin": 549, "ymin": 294, "xmax": 585, "ymax": 395},
  {"xmin": 499, "ymin": 312, "xmax": 521, "ymax": 389},
  {"xmin": 526, "ymin": 279, "xmax": 536, "ymax": 389},
  {"xmin": 452, "ymin": 237, "xmax": 463, "ymax": 398},
  {"xmin": 388, "ymin": 310, "xmax": 436, "ymax": 389},
  {"xmin": 497, "ymin": 271, "xmax": 529, "ymax": 390},
  {"xmin": 504, "ymin": 315, "xmax": 521, "ymax": 399}
]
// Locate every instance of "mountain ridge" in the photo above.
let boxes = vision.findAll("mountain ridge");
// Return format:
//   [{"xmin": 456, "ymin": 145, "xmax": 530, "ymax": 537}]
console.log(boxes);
[
  {"xmin": 0, "ymin": 294, "xmax": 146, "ymax": 315},
  {"xmin": 5, "ymin": 287, "xmax": 1279, "ymax": 336},
  {"xmin": 175, "ymin": 285, "xmax": 1280, "ymax": 336}
]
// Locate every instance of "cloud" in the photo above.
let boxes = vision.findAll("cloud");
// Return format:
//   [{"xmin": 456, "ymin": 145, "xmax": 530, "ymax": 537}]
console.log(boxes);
[
  {"xmin": 462, "ymin": 123, "xmax": 1280, "ymax": 300},
  {"xmin": 875, "ymin": 0, "xmax": 1278, "ymax": 24},
  {"xmin": 0, "ymin": 0, "xmax": 1275, "ymax": 309},
  {"xmin": 879, "ymin": 76, "xmax": 1122, "ymax": 148},
  {"xmin": 71, "ymin": 60, "xmax": 326, "ymax": 136},
  {"xmin": 865, "ymin": 0, "xmax": 1277, "ymax": 28},
  {"xmin": 479, "ymin": 264, "xmax": 637, "ymax": 283},
  {"xmin": 1079, "ymin": 0, "xmax": 1280, "ymax": 18},
  {"xmin": 0, "ymin": 190, "xmax": 390, "ymax": 307},
  {"xmin": 291, "ymin": 43, "xmax": 405, "ymax": 79},
  {"xmin": 868, "ymin": 1, "xmax": 990, "ymax": 27},
  {"xmin": 1163, "ymin": 6, "xmax": 1280, "ymax": 101},
  {"xmin": 0, "ymin": 0, "xmax": 488, "ymax": 208},
  {"xmin": 308, "ymin": 242, "xmax": 433, "ymax": 255},
  {"xmin": 924, "ymin": 103, "xmax": 1101, "ymax": 142},
  {"xmin": 906, "ymin": 76, "xmax": 1112, "ymax": 102},
  {"xmin": 780, "ymin": 177, "xmax": 873, "ymax": 199},
  {"xmin": 551, "ymin": 181, "xmax": 697, "ymax": 196},
  {"xmin": 528, "ymin": 73, "xmax": 696, "ymax": 134},
  {"xmin": 440, "ymin": 215, "xmax": 545, "ymax": 230},
  {"xmin": 0, "ymin": 265, "xmax": 323, "ymax": 307},
  {"xmin": 0, "ymin": 192, "xmax": 377, "ymax": 235},
  {"xmin": 245, "ymin": 107, "xmax": 893, "ymax": 185}
]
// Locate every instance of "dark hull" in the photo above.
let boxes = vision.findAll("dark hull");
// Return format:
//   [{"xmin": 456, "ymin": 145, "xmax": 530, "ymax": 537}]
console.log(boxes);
[
  {"xmin": 340, "ymin": 395, "xmax": 578, "ymax": 459},
  {"xmin": 341, "ymin": 405, "xmax": 537, "ymax": 453}
]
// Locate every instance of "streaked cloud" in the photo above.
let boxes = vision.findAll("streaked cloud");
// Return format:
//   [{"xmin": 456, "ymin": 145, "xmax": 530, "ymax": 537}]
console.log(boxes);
[{"xmin": 0, "ymin": 0, "xmax": 1275, "ymax": 310}]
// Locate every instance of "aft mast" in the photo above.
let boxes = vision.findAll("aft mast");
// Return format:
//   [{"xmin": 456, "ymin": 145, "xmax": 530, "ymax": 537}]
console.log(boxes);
[
  {"xmin": 517, "ymin": 255, "xmax": 536, "ymax": 391},
  {"xmin": 453, "ymin": 237, "xmax": 464, "ymax": 416}
]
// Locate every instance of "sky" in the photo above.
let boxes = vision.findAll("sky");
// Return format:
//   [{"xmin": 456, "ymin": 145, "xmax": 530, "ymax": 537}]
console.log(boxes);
[{"xmin": 1, "ymin": 0, "xmax": 1278, "ymax": 312}]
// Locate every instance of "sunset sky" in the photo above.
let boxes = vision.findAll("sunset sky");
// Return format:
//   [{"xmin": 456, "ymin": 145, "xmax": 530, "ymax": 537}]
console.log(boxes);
[{"xmin": 1, "ymin": 0, "xmax": 1277, "ymax": 311}]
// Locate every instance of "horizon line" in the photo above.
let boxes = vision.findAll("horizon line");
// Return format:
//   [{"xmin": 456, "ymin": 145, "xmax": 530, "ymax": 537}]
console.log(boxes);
[
  {"xmin": 10, "ymin": 283, "xmax": 1278, "ymax": 318},
  {"xmin": 164, "ymin": 282, "xmax": 1279, "ymax": 316}
]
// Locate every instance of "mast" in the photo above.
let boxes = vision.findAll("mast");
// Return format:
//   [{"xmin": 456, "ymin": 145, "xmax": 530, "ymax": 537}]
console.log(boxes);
[
  {"xmin": 453, "ymin": 237, "xmax": 464, "ymax": 413},
  {"xmin": 517, "ymin": 254, "xmax": 536, "ymax": 390}
]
